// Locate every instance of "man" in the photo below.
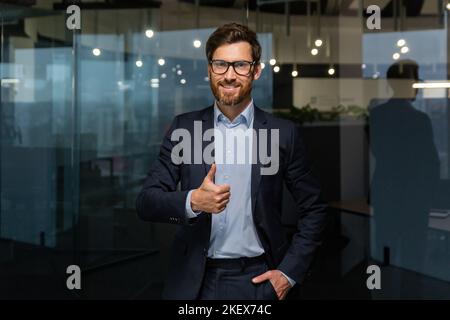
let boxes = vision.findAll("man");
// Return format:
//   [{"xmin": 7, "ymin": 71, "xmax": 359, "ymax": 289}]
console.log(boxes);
[
  {"xmin": 369, "ymin": 60, "xmax": 439, "ymax": 272},
  {"xmin": 136, "ymin": 23, "xmax": 327, "ymax": 300}
]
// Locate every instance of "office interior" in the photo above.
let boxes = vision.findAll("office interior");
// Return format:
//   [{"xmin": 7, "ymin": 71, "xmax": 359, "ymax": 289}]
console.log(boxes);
[{"xmin": 0, "ymin": 0, "xmax": 449, "ymax": 299}]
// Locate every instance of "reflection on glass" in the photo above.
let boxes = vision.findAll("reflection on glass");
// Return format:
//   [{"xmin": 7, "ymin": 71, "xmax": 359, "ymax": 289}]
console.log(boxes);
[{"xmin": 369, "ymin": 60, "xmax": 440, "ymax": 278}]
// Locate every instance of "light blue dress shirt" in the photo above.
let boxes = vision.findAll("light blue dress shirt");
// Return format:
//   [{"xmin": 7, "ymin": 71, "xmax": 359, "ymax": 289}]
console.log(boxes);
[{"xmin": 185, "ymin": 100, "xmax": 295, "ymax": 286}]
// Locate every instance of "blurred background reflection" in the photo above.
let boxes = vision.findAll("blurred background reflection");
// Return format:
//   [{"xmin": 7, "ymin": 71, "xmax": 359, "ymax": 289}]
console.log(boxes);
[{"xmin": 0, "ymin": 0, "xmax": 449, "ymax": 299}]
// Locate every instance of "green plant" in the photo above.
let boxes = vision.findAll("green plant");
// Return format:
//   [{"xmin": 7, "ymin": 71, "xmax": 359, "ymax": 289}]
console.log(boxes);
[{"xmin": 273, "ymin": 104, "xmax": 368, "ymax": 124}]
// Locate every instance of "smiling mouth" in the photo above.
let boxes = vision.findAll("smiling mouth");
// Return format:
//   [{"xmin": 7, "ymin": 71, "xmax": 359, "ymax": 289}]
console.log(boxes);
[{"xmin": 220, "ymin": 84, "xmax": 240, "ymax": 92}]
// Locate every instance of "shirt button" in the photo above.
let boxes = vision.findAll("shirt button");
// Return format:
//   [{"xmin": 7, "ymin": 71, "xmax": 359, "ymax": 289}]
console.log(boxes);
[{"xmin": 224, "ymin": 175, "xmax": 229, "ymax": 179}]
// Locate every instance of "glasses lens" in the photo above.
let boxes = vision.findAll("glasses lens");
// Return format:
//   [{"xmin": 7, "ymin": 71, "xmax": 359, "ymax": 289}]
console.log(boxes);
[
  {"xmin": 234, "ymin": 61, "xmax": 251, "ymax": 75},
  {"xmin": 212, "ymin": 61, "xmax": 229, "ymax": 74}
]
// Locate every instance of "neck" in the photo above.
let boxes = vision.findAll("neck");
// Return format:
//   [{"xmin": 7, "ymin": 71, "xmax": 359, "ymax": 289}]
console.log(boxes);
[{"xmin": 216, "ymin": 96, "xmax": 252, "ymax": 122}]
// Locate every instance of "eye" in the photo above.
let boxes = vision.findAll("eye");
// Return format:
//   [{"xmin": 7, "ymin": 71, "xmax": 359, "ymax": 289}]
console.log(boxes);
[
  {"xmin": 214, "ymin": 61, "xmax": 228, "ymax": 68},
  {"xmin": 234, "ymin": 61, "xmax": 248, "ymax": 68}
]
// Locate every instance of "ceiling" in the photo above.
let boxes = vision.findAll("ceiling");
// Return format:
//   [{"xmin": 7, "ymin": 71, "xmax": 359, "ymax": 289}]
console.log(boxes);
[{"xmin": 0, "ymin": 0, "xmax": 433, "ymax": 18}]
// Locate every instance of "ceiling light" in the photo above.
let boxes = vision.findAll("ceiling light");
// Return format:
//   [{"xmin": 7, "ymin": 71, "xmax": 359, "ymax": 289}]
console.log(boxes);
[
  {"xmin": 397, "ymin": 39, "xmax": 406, "ymax": 47},
  {"xmin": 193, "ymin": 39, "xmax": 202, "ymax": 48},
  {"xmin": 145, "ymin": 29, "xmax": 154, "ymax": 38}
]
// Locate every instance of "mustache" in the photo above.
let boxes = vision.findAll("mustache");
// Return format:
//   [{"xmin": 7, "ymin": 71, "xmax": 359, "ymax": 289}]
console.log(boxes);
[{"xmin": 217, "ymin": 81, "xmax": 241, "ymax": 87}]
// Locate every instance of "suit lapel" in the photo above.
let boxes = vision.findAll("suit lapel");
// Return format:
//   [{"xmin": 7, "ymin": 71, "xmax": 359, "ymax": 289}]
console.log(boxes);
[
  {"xmin": 199, "ymin": 105, "xmax": 214, "ymax": 245},
  {"xmin": 201, "ymin": 105, "xmax": 215, "ymax": 176},
  {"xmin": 251, "ymin": 106, "xmax": 268, "ymax": 216}
]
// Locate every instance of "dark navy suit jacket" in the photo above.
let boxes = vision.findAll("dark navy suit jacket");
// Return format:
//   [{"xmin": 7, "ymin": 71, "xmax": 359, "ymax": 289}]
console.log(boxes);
[{"xmin": 136, "ymin": 105, "xmax": 327, "ymax": 299}]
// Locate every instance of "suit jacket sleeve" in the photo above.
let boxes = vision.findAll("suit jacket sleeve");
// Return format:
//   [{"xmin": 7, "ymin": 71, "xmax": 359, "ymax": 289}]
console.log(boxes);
[
  {"xmin": 135, "ymin": 116, "xmax": 192, "ymax": 225},
  {"xmin": 277, "ymin": 124, "xmax": 328, "ymax": 284}
]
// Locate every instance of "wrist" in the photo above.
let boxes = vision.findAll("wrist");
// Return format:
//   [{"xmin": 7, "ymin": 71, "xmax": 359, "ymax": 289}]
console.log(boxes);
[{"xmin": 191, "ymin": 189, "xmax": 200, "ymax": 212}]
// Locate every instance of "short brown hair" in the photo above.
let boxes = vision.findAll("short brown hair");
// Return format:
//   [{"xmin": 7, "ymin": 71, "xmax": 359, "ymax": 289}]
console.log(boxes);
[{"xmin": 205, "ymin": 22, "xmax": 261, "ymax": 63}]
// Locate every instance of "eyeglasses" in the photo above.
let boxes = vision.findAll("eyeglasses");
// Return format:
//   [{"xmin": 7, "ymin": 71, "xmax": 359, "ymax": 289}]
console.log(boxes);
[{"xmin": 209, "ymin": 60, "xmax": 256, "ymax": 76}]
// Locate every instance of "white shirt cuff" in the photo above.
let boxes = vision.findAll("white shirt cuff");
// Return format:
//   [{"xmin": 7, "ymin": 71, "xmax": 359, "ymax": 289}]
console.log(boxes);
[
  {"xmin": 185, "ymin": 190, "xmax": 202, "ymax": 218},
  {"xmin": 280, "ymin": 271, "xmax": 296, "ymax": 287}
]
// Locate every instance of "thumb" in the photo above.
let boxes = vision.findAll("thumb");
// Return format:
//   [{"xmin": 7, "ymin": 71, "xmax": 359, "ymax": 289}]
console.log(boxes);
[
  {"xmin": 205, "ymin": 163, "xmax": 216, "ymax": 183},
  {"xmin": 252, "ymin": 271, "xmax": 271, "ymax": 284}
]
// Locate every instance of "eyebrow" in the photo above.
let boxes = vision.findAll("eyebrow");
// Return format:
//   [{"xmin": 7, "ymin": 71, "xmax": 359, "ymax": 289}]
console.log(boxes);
[{"xmin": 211, "ymin": 59, "xmax": 253, "ymax": 62}]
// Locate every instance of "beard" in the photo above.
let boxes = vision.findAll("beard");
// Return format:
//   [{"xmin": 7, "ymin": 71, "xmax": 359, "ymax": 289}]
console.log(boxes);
[{"xmin": 210, "ymin": 76, "xmax": 253, "ymax": 107}]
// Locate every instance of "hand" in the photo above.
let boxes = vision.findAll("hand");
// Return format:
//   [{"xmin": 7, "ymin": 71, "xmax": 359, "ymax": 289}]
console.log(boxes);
[
  {"xmin": 191, "ymin": 163, "xmax": 231, "ymax": 213},
  {"xmin": 252, "ymin": 270, "xmax": 292, "ymax": 300}
]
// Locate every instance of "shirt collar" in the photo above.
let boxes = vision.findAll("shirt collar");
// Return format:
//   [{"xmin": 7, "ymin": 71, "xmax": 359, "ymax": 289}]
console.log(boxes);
[{"xmin": 214, "ymin": 99, "xmax": 254, "ymax": 128}]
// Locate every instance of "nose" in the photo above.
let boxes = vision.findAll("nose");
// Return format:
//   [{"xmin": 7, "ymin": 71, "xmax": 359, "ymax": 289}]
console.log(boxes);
[{"xmin": 224, "ymin": 64, "xmax": 237, "ymax": 81}]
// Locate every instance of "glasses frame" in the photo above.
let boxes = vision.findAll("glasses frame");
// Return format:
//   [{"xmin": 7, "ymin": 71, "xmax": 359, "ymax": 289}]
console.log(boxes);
[{"xmin": 209, "ymin": 59, "xmax": 257, "ymax": 76}]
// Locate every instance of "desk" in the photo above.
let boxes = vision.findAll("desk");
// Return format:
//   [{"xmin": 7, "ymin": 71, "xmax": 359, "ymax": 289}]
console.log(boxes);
[
  {"xmin": 329, "ymin": 199, "xmax": 371, "ymax": 217},
  {"xmin": 329, "ymin": 199, "xmax": 450, "ymax": 232}
]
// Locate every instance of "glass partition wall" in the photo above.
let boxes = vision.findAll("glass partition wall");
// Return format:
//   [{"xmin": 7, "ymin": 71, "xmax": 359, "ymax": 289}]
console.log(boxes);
[{"xmin": 1, "ymin": 0, "xmax": 449, "ymax": 299}]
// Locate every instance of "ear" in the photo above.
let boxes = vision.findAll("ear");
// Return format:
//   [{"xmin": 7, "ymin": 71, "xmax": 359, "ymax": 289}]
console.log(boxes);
[{"xmin": 252, "ymin": 63, "xmax": 262, "ymax": 80}]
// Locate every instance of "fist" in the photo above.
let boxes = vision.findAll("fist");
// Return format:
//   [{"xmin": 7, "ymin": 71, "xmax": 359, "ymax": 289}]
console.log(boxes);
[{"xmin": 191, "ymin": 164, "xmax": 231, "ymax": 213}]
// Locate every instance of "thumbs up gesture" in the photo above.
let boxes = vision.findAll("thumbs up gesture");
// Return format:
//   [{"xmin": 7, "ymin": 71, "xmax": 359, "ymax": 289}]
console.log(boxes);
[{"xmin": 191, "ymin": 164, "xmax": 231, "ymax": 213}]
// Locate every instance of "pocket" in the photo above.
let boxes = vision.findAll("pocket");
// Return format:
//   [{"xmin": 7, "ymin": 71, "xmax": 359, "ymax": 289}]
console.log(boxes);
[{"xmin": 264, "ymin": 280, "xmax": 278, "ymax": 300}]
